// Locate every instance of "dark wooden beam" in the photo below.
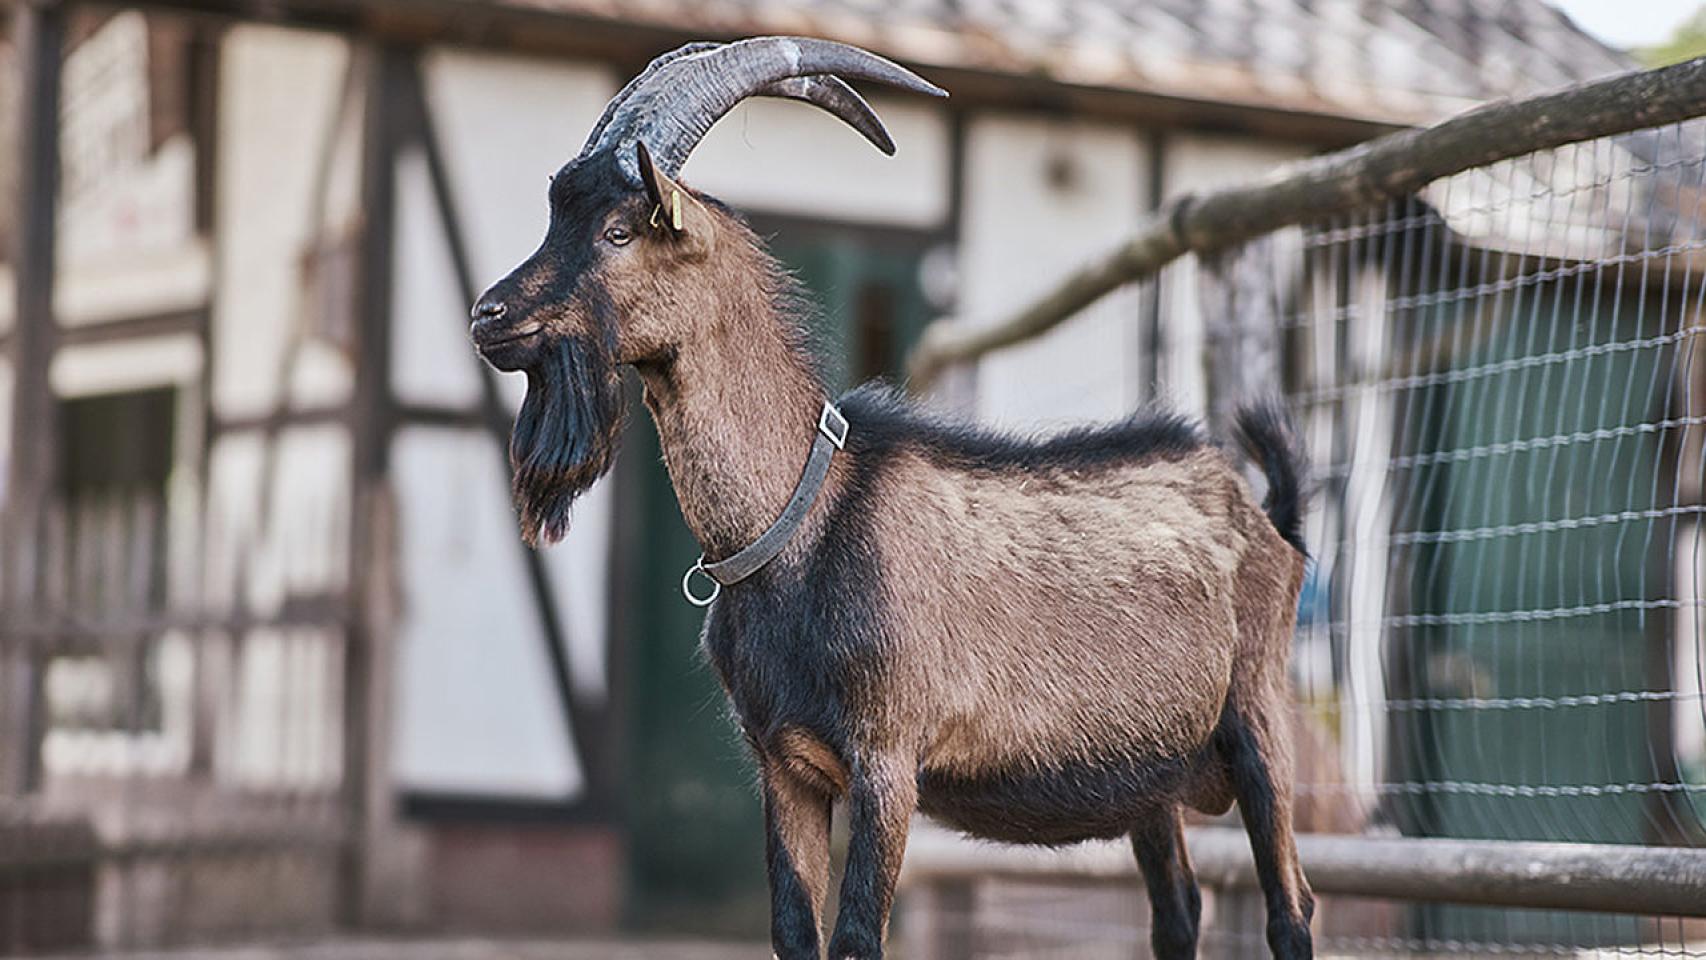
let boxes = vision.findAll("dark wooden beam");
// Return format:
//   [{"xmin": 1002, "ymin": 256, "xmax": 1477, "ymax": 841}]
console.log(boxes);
[
  {"xmin": 1139, "ymin": 129, "xmax": 1166, "ymax": 399},
  {"xmin": 908, "ymin": 827, "xmax": 1706, "ymax": 918},
  {"xmin": 0, "ymin": 307, "xmax": 208, "ymax": 349},
  {"xmin": 392, "ymin": 402, "xmax": 484, "ymax": 429},
  {"xmin": 338, "ymin": 41, "xmax": 406, "ymax": 928},
  {"xmin": 210, "ymin": 405, "xmax": 350, "ymax": 435},
  {"xmin": 0, "ymin": 0, "xmax": 65, "ymax": 798}
]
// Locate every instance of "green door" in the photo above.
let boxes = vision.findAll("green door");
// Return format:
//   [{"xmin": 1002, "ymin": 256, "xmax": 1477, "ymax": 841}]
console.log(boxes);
[{"xmin": 1402, "ymin": 281, "xmax": 1681, "ymax": 944}]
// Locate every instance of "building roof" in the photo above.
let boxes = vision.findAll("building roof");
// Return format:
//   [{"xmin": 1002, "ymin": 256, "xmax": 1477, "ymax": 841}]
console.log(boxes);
[{"xmin": 487, "ymin": 0, "xmax": 1634, "ymax": 126}]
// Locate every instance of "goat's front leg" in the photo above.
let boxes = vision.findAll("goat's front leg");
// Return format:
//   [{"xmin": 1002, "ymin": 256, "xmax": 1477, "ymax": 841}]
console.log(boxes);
[
  {"xmin": 763, "ymin": 760, "xmax": 834, "ymax": 960},
  {"xmin": 825, "ymin": 753, "xmax": 917, "ymax": 959}
]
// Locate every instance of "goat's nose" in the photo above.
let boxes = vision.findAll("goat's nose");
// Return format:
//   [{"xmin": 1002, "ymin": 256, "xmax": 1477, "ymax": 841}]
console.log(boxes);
[{"xmin": 471, "ymin": 299, "xmax": 506, "ymax": 326}]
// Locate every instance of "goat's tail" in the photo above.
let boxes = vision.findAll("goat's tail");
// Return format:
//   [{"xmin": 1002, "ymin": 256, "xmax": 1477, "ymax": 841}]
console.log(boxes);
[{"xmin": 1232, "ymin": 402, "xmax": 1308, "ymax": 555}]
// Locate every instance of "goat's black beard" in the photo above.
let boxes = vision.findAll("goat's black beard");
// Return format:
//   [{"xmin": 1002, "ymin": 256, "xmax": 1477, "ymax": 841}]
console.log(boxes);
[{"xmin": 510, "ymin": 334, "xmax": 626, "ymax": 547}]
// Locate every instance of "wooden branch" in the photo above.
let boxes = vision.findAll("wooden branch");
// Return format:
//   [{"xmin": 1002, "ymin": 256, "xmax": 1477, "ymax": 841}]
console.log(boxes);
[{"xmin": 907, "ymin": 55, "xmax": 1706, "ymax": 391}]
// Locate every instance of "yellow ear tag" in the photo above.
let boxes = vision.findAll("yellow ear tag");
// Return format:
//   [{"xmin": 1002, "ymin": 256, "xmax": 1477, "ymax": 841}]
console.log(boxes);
[
  {"xmin": 670, "ymin": 190, "xmax": 683, "ymax": 231},
  {"xmin": 649, "ymin": 203, "xmax": 662, "ymax": 228}
]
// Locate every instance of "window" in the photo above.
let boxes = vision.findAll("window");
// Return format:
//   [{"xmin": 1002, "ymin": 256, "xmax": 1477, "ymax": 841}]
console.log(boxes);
[{"xmin": 45, "ymin": 386, "xmax": 177, "ymax": 736}]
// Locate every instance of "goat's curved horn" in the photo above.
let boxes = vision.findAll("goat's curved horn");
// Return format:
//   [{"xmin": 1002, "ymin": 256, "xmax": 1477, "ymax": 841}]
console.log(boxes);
[
  {"xmin": 583, "ymin": 41, "xmax": 722, "ymax": 150},
  {"xmin": 588, "ymin": 47, "xmax": 893, "ymax": 156},
  {"xmin": 586, "ymin": 48, "xmax": 887, "ymax": 154},
  {"xmin": 754, "ymin": 75, "xmax": 897, "ymax": 155},
  {"xmin": 585, "ymin": 36, "xmax": 946, "ymax": 183}
]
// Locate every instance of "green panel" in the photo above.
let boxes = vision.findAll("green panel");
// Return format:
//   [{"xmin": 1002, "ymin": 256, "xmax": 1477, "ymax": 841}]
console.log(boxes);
[
  {"xmin": 621, "ymin": 222, "xmax": 931, "ymax": 934},
  {"xmin": 1402, "ymin": 284, "xmax": 1675, "ymax": 943}
]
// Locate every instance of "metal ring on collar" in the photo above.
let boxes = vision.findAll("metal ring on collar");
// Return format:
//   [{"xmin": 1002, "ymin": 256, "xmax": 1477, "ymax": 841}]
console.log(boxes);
[{"xmin": 681, "ymin": 555, "xmax": 721, "ymax": 607}]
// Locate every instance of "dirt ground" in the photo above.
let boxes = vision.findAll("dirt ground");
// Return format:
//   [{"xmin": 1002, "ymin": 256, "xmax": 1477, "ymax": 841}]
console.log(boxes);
[{"xmin": 52, "ymin": 940, "xmax": 768, "ymax": 960}]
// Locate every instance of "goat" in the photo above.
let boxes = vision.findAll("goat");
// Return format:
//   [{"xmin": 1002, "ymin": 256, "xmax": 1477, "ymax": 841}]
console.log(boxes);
[{"xmin": 470, "ymin": 37, "xmax": 1313, "ymax": 960}]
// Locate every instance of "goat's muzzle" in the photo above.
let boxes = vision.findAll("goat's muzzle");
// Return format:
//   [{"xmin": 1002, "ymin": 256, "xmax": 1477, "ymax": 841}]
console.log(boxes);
[{"xmin": 470, "ymin": 296, "xmax": 544, "ymax": 372}]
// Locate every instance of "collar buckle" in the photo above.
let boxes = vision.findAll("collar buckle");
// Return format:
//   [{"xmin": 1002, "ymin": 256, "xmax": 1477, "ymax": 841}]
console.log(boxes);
[{"xmin": 818, "ymin": 401, "xmax": 849, "ymax": 450}]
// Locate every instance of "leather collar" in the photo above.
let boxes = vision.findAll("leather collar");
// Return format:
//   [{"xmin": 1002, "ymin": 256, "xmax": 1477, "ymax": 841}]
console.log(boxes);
[{"xmin": 681, "ymin": 401, "xmax": 849, "ymax": 606}]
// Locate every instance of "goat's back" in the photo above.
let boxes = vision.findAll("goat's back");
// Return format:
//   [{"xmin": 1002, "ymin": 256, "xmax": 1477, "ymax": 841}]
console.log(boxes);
[{"xmin": 836, "ymin": 389, "xmax": 1304, "ymax": 831}]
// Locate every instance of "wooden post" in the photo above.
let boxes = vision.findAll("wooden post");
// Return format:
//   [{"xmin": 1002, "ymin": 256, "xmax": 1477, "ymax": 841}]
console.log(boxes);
[
  {"xmin": 1198, "ymin": 239, "xmax": 1284, "ymax": 957},
  {"xmin": 1201, "ymin": 238, "xmax": 1284, "ymax": 433},
  {"xmin": 340, "ymin": 43, "xmax": 406, "ymax": 929},
  {"xmin": 1, "ymin": 0, "xmax": 64, "ymax": 798}
]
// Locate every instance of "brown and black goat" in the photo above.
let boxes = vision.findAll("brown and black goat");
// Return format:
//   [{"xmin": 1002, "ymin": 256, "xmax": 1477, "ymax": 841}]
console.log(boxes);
[{"xmin": 470, "ymin": 37, "xmax": 1313, "ymax": 960}]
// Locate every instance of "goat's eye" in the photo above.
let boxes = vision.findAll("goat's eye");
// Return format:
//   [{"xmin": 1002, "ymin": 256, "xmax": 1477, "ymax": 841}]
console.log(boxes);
[{"xmin": 604, "ymin": 226, "xmax": 632, "ymax": 246}]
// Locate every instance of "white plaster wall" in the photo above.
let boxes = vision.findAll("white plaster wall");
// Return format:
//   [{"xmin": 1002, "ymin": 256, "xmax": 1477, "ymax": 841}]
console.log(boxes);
[
  {"xmin": 962, "ymin": 114, "xmax": 1147, "ymax": 427},
  {"xmin": 1158, "ymin": 133, "xmax": 1312, "ymax": 417},
  {"xmin": 49, "ymin": 334, "xmax": 201, "ymax": 397},
  {"xmin": 54, "ymin": 12, "xmax": 206, "ymax": 328},
  {"xmin": 0, "ymin": 13, "xmax": 208, "ymax": 331},
  {"xmin": 683, "ymin": 95, "xmax": 950, "ymax": 229},
  {"xmin": 204, "ymin": 425, "xmax": 350, "ymax": 618},
  {"xmin": 390, "ymin": 147, "xmax": 484, "ymax": 410},
  {"xmin": 213, "ymin": 27, "xmax": 354, "ymax": 419},
  {"xmin": 389, "ymin": 426, "xmax": 582, "ymax": 797}
]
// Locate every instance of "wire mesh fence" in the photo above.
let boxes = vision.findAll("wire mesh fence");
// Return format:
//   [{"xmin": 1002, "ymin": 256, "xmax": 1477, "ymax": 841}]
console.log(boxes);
[
  {"xmin": 900, "ymin": 117, "xmax": 1706, "ymax": 958},
  {"xmin": 1280, "ymin": 119, "xmax": 1706, "ymax": 856}
]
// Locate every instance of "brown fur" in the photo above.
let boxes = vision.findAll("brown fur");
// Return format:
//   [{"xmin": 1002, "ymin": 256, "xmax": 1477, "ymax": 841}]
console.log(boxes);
[
  {"xmin": 875, "ymin": 448, "xmax": 1266, "ymax": 780},
  {"xmin": 777, "ymin": 727, "xmax": 852, "ymax": 797}
]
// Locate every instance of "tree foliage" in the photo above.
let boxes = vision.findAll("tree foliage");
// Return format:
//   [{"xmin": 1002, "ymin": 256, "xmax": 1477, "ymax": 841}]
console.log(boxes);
[{"xmin": 1638, "ymin": 6, "xmax": 1706, "ymax": 67}]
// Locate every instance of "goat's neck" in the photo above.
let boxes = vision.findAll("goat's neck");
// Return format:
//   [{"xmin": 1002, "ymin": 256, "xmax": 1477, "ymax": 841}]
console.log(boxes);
[{"xmin": 637, "ymin": 303, "xmax": 829, "ymax": 560}]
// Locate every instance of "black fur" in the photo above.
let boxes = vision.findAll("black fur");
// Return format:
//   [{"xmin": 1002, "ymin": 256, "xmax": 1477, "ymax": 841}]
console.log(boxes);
[
  {"xmin": 510, "ymin": 327, "xmax": 625, "ymax": 546},
  {"xmin": 1132, "ymin": 819, "xmax": 1202, "ymax": 960},
  {"xmin": 1232, "ymin": 402, "xmax": 1309, "ymax": 555},
  {"xmin": 915, "ymin": 750, "xmax": 1206, "ymax": 846},
  {"xmin": 702, "ymin": 417, "xmax": 894, "ymax": 960},
  {"xmin": 827, "ymin": 773, "xmax": 900, "ymax": 958},
  {"xmin": 839, "ymin": 382, "xmax": 1205, "ymax": 474},
  {"xmin": 1217, "ymin": 710, "xmax": 1314, "ymax": 959}
]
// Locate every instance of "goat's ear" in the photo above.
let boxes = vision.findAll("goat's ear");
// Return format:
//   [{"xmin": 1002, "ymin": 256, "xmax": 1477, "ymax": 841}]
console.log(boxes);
[{"xmin": 634, "ymin": 142, "xmax": 710, "ymax": 245}]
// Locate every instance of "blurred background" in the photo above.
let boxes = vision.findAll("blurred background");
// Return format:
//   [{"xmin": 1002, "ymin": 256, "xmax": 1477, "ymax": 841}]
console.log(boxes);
[{"xmin": 2, "ymin": 0, "xmax": 1705, "ymax": 957}]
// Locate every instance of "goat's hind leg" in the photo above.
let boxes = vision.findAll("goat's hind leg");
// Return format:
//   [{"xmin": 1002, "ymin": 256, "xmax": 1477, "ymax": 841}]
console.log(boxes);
[
  {"xmin": 1219, "ymin": 703, "xmax": 1314, "ymax": 959},
  {"xmin": 1131, "ymin": 806, "xmax": 1201, "ymax": 959}
]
